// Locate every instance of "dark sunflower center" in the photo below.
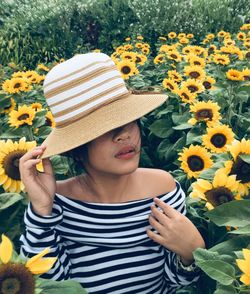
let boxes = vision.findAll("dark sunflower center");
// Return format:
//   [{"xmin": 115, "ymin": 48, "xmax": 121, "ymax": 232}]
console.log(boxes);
[
  {"xmin": 243, "ymin": 75, "xmax": 250, "ymax": 81},
  {"xmin": 217, "ymin": 58, "xmax": 225, "ymax": 62},
  {"xmin": 18, "ymin": 114, "xmax": 29, "ymax": 121},
  {"xmin": 125, "ymin": 56, "xmax": 132, "ymax": 59},
  {"xmin": 13, "ymin": 83, "xmax": 21, "ymax": 89},
  {"xmin": 136, "ymin": 56, "xmax": 141, "ymax": 63},
  {"xmin": 194, "ymin": 61, "xmax": 201, "ymax": 65},
  {"xmin": 167, "ymin": 83, "xmax": 174, "ymax": 90},
  {"xmin": 170, "ymin": 54, "xmax": 177, "ymax": 59},
  {"xmin": 0, "ymin": 263, "xmax": 35, "ymax": 294},
  {"xmin": 3, "ymin": 150, "xmax": 26, "ymax": 180},
  {"xmin": 203, "ymin": 81, "xmax": 212, "ymax": 89},
  {"xmin": 210, "ymin": 133, "xmax": 227, "ymax": 148},
  {"xmin": 189, "ymin": 71, "xmax": 200, "ymax": 78},
  {"xmin": 196, "ymin": 108, "xmax": 213, "ymax": 120},
  {"xmin": 246, "ymin": 52, "xmax": 250, "ymax": 59},
  {"xmin": 205, "ymin": 187, "xmax": 234, "ymax": 207},
  {"xmin": 2, "ymin": 278, "xmax": 20, "ymax": 294},
  {"xmin": 181, "ymin": 93, "xmax": 190, "ymax": 100},
  {"xmin": 187, "ymin": 155, "xmax": 205, "ymax": 171},
  {"xmin": 187, "ymin": 85, "xmax": 198, "ymax": 93},
  {"xmin": 121, "ymin": 66, "xmax": 131, "ymax": 74},
  {"xmin": 45, "ymin": 118, "xmax": 52, "ymax": 127},
  {"xmin": 230, "ymin": 156, "xmax": 250, "ymax": 184}
]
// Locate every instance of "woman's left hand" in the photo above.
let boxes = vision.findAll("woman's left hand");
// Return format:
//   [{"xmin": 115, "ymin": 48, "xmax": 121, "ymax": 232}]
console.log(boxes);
[{"xmin": 147, "ymin": 197, "xmax": 205, "ymax": 265}]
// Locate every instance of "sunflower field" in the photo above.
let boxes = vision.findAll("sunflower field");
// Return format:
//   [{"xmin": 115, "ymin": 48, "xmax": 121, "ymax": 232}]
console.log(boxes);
[{"xmin": 0, "ymin": 2, "xmax": 250, "ymax": 293}]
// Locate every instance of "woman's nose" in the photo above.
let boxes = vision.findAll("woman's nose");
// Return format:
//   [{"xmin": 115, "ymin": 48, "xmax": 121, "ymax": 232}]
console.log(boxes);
[{"xmin": 114, "ymin": 128, "xmax": 130, "ymax": 142}]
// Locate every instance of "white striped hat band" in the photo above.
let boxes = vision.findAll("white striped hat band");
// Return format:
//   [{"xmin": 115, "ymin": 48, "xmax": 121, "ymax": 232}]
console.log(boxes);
[{"xmin": 41, "ymin": 53, "xmax": 167, "ymax": 158}]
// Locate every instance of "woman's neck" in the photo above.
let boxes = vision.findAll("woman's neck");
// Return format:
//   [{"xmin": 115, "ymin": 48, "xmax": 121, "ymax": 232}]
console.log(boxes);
[{"xmin": 79, "ymin": 171, "xmax": 137, "ymax": 203}]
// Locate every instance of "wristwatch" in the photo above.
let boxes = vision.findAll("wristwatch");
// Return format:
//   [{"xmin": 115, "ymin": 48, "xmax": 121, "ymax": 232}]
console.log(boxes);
[{"xmin": 176, "ymin": 255, "xmax": 200, "ymax": 274}]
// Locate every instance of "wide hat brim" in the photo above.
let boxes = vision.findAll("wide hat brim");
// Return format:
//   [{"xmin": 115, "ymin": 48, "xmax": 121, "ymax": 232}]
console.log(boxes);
[{"xmin": 41, "ymin": 93, "xmax": 167, "ymax": 158}]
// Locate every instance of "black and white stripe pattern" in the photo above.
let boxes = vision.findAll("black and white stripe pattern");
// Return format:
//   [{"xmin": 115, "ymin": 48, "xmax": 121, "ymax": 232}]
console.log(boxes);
[{"xmin": 20, "ymin": 181, "xmax": 199, "ymax": 294}]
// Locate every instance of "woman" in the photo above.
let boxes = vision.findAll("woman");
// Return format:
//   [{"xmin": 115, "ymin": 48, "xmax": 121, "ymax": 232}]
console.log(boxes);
[{"xmin": 19, "ymin": 52, "xmax": 205, "ymax": 294}]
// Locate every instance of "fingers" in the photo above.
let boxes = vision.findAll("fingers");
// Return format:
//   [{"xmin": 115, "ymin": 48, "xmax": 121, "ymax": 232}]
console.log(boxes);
[
  {"xmin": 153, "ymin": 198, "xmax": 179, "ymax": 218},
  {"xmin": 42, "ymin": 158, "xmax": 54, "ymax": 175},
  {"xmin": 146, "ymin": 229, "xmax": 165, "ymax": 247},
  {"xmin": 20, "ymin": 145, "xmax": 46, "ymax": 163}
]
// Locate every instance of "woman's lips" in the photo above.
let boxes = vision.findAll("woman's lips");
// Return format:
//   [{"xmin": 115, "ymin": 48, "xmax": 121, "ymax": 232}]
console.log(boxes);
[{"xmin": 115, "ymin": 145, "xmax": 136, "ymax": 159}]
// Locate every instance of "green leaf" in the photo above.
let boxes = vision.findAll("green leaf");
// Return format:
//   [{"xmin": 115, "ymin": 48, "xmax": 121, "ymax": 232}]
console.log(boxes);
[
  {"xmin": 51, "ymin": 155, "xmax": 70, "ymax": 174},
  {"xmin": 195, "ymin": 260, "xmax": 235, "ymax": 286},
  {"xmin": 239, "ymin": 154, "xmax": 250, "ymax": 164},
  {"xmin": 149, "ymin": 119, "xmax": 172, "ymax": 138},
  {"xmin": 193, "ymin": 248, "xmax": 220, "ymax": 262},
  {"xmin": 0, "ymin": 193, "xmax": 23, "ymax": 211},
  {"xmin": 229, "ymin": 224, "xmax": 250, "ymax": 235},
  {"xmin": 38, "ymin": 279, "xmax": 87, "ymax": 294},
  {"xmin": 214, "ymin": 284, "xmax": 237, "ymax": 294},
  {"xmin": 205, "ymin": 200, "xmax": 250, "ymax": 227},
  {"xmin": 210, "ymin": 235, "xmax": 250, "ymax": 255},
  {"xmin": 173, "ymin": 123, "xmax": 193, "ymax": 130},
  {"xmin": 172, "ymin": 112, "xmax": 190, "ymax": 125}
]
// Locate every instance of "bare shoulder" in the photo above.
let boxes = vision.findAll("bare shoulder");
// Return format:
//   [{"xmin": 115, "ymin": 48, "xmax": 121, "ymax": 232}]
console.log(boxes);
[
  {"xmin": 136, "ymin": 167, "xmax": 176, "ymax": 197},
  {"xmin": 56, "ymin": 177, "xmax": 76, "ymax": 196}
]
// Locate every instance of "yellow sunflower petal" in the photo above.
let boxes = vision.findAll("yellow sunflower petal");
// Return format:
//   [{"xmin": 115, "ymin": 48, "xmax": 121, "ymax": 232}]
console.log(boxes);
[
  {"xmin": 0, "ymin": 234, "xmax": 13, "ymax": 264},
  {"xmin": 0, "ymin": 174, "xmax": 8, "ymax": 185},
  {"xmin": 213, "ymin": 171, "xmax": 227, "ymax": 187},
  {"xmin": 26, "ymin": 257, "xmax": 57, "ymax": 275},
  {"xmin": 243, "ymin": 249, "xmax": 250, "ymax": 261},
  {"xmin": 205, "ymin": 202, "xmax": 214, "ymax": 210},
  {"xmin": 236, "ymin": 259, "xmax": 250, "ymax": 274},
  {"xmin": 26, "ymin": 247, "xmax": 50, "ymax": 267},
  {"xmin": 240, "ymin": 274, "xmax": 250, "ymax": 285},
  {"xmin": 197, "ymin": 179, "xmax": 213, "ymax": 191}
]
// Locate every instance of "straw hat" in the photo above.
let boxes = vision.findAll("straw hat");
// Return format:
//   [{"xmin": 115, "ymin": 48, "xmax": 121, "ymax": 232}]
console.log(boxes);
[{"xmin": 41, "ymin": 53, "xmax": 167, "ymax": 158}]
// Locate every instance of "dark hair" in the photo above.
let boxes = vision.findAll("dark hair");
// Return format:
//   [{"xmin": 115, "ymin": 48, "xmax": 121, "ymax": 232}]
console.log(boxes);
[{"xmin": 62, "ymin": 119, "xmax": 142, "ymax": 177}]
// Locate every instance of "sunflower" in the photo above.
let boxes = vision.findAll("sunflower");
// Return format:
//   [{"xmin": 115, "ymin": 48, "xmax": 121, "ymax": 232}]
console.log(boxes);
[
  {"xmin": 202, "ymin": 125, "xmax": 235, "ymax": 153},
  {"xmin": 182, "ymin": 79, "xmax": 204, "ymax": 94},
  {"xmin": 188, "ymin": 55, "xmax": 206, "ymax": 68},
  {"xmin": 0, "ymin": 98, "xmax": 16, "ymax": 114},
  {"xmin": 190, "ymin": 170, "xmax": 240, "ymax": 210},
  {"xmin": 176, "ymin": 88, "xmax": 197, "ymax": 104},
  {"xmin": 182, "ymin": 46, "xmax": 193, "ymax": 55},
  {"xmin": 179, "ymin": 145, "xmax": 213, "ymax": 178},
  {"xmin": 224, "ymin": 39, "xmax": 235, "ymax": 46},
  {"xmin": 154, "ymin": 54, "xmax": 165, "ymax": 64},
  {"xmin": 2, "ymin": 78, "xmax": 29, "ymax": 94},
  {"xmin": 9, "ymin": 105, "xmax": 36, "ymax": 128},
  {"xmin": 37, "ymin": 64, "xmax": 50, "ymax": 72},
  {"xmin": 124, "ymin": 44, "xmax": 133, "ymax": 51},
  {"xmin": 179, "ymin": 37, "xmax": 189, "ymax": 44},
  {"xmin": 12, "ymin": 71, "xmax": 25, "ymax": 78},
  {"xmin": 213, "ymin": 54, "xmax": 230, "ymax": 65},
  {"xmin": 168, "ymin": 32, "xmax": 177, "ymax": 39},
  {"xmin": 167, "ymin": 70, "xmax": 182, "ymax": 83},
  {"xmin": 178, "ymin": 33, "xmax": 186, "ymax": 39},
  {"xmin": 184, "ymin": 65, "xmax": 206, "ymax": 80},
  {"xmin": 217, "ymin": 30, "xmax": 227, "ymax": 38},
  {"xmin": 0, "ymin": 138, "xmax": 43, "ymax": 193},
  {"xmin": 226, "ymin": 69, "xmax": 243, "ymax": 81},
  {"xmin": 125, "ymin": 37, "xmax": 131, "ymax": 41},
  {"xmin": 202, "ymin": 76, "xmax": 216, "ymax": 90},
  {"xmin": 159, "ymin": 36, "xmax": 167, "ymax": 41},
  {"xmin": 240, "ymin": 24, "xmax": 250, "ymax": 30},
  {"xmin": 218, "ymin": 139, "xmax": 250, "ymax": 196},
  {"xmin": 236, "ymin": 248, "xmax": 250, "ymax": 285},
  {"xmin": 137, "ymin": 36, "xmax": 144, "ymax": 40},
  {"xmin": 192, "ymin": 46, "xmax": 205, "ymax": 56},
  {"xmin": 241, "ymin": 69, "xmax": 250, "ymax": 81},
  {"xmin": 31, "ymin": 102, "xmax": 43, "ymax": 112},
  {"xmin": 23, "ymin": 71, "xmax": 41, "ymax": 84},
  {"xmin": 167, "ymin": 51, "xmax": 182, "ymax": 62},
  {"xmin": 135, "ymin": 54, "xmax": 147, "ymax": 65},
  {"xmin": 188, "ymin": 100, "xmax": 221, "ymax": 127},
  {"xmin": 0, "ymin": 234, "xmax": 57, "ymax": 294},
  {"xmin": 208, "ymin": 45, "xmax": 217, "ymax": 54},
  {"xmin": 141, "ymin": 46, "xmax": 150, "ymax": 55},
  {"xmin": 187, "ymin": 33, "xmax": 194, "ymax": 39},
  {"xmin": 135, "ymin": 42, "xmax": 143, "ymax": 49},
  {"xmin": 121, "ymin": 51, "xmax": 137, "ymax": 62},
  {"xmin": 162, "ymin": 78, "xmax": 178, "ymax": 93},
  {"xmin": 237, "ymin": 32, "xmax": 246, "ymax": 41},
  {"xmin": 206, "ymin": 33, "xmax": 215, "ymax": 40},
  {"xmin": 45, "ymin": 111, "xmax": 56, "ymax": 128},
  {"xmin": 116, "ymin": 60, "xmax": 137, "ymax": 80},
  {"xmin": 115, "ymin": 46, "xmax": 125, "ymax": 54}
]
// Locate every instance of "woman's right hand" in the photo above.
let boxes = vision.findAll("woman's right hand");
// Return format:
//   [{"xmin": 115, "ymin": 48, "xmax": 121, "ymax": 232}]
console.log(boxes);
[{"xmin": 19, "ymin": 145, "xmax": 56, "ymax": 216}]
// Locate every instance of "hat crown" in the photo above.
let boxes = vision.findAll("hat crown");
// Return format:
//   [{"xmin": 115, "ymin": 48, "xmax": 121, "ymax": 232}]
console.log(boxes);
[{"xmin": 43, "ymin": 53, "xmax": 129, "ymax": 127}]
